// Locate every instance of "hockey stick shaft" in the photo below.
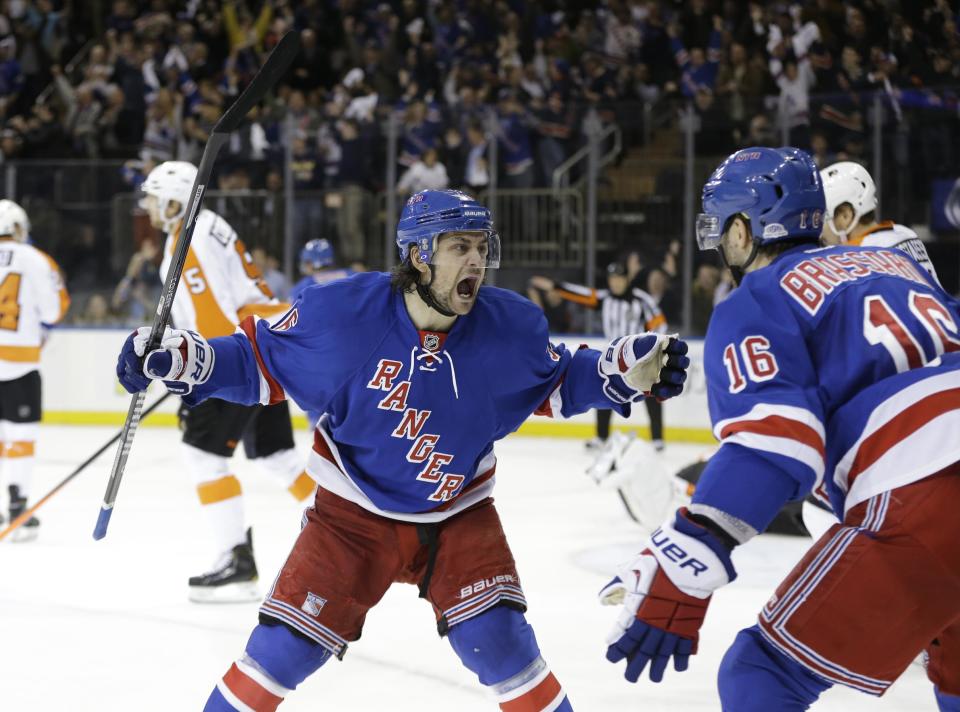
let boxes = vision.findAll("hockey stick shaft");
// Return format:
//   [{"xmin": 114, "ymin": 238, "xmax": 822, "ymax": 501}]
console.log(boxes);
[
  {"xmin": 0, "ymin": 393, "xmax": 171, "ymax": 542},
  {"xmin": 93, "ymin": 32, "xmax": 300, "ymax": 541}
]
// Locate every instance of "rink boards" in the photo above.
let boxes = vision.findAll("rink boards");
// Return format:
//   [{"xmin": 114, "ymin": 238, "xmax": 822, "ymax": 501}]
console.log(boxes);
[{"xmin": 39, "ymin": 329, "xmax": 714, "ymax": 443}]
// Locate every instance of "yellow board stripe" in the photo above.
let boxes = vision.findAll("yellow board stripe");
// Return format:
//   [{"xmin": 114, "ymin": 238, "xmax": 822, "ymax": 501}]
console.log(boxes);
[
  {"xmin": 197, "ymin": 475, "xmax": 243, "ymax": 505},
  {"xmin": 41, "ymin": 411, "xmax": 716, "ymax": 443}
]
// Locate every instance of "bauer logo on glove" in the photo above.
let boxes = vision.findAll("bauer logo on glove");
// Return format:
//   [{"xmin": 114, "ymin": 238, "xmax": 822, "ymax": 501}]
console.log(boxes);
[
  {"xmin": 598, "ymin": 333, "xmax": 689, "ymax": 404},
  {"xmin": 116, "ymin": 326, "xmax": 215, "ymax": 396}
]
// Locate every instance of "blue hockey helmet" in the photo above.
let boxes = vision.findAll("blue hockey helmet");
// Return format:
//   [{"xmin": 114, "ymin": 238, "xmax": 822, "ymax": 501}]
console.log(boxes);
[
  {"xmin": 697, "ymin": 147, "xmax": 825, "ymax": 250},
  {"xmin": 396, "ymin": 189, "xmax": 501, "ymax": 268},
  {"xmin": 300, "ymin": 238, "xmax": 334, "ymax": 269}
]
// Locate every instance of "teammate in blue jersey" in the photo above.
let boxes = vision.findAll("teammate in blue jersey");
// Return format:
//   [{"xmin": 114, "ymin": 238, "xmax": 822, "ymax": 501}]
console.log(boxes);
[
  {"xmin": 600, "ymin": 147, "xmax": 960, "ymax": 711},
  {"xmin": 289, "ymin": 238, "xmax": 355, "ymax": 303},
  {"xmin": 117, "ymin": 189, "xmax": 689, "ymax": 712}
]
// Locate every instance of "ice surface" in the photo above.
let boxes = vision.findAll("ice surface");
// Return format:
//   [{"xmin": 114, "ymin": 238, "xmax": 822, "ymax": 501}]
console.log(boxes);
[{"xmin": 0, "ymin": 426, "xmax": 934, "ymax": 710}]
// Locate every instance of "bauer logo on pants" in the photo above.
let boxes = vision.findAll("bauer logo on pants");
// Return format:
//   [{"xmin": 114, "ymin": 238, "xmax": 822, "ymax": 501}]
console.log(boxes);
[{"xmin": 301, "ymin": 592, "xmax": 327, "ymax": 617}]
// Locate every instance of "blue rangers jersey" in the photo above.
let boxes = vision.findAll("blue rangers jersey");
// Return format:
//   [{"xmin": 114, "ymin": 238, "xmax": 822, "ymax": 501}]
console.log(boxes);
[
  {"xmin": 188, "ymin": 272, "xmax": 628, "ymax": 521},
  {"xmin": 692, "ymin": 243, "xmax": 960, "ymax": 530}
]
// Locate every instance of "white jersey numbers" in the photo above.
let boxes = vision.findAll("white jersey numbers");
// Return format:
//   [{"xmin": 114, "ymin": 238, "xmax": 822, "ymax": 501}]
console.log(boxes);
[
  {"xmin": 864, "ymin": 291, "xmax": 960, "ymax": 373},
  {"xmin": 722, "ymin": 335, "xmax": 780, "ymax": 392}
]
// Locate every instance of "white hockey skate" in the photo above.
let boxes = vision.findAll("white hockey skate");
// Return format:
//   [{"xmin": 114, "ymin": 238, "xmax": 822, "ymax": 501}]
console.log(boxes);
[{"xmin": 188, "ymin": 528, "xmax": 260, "ymax": 603}]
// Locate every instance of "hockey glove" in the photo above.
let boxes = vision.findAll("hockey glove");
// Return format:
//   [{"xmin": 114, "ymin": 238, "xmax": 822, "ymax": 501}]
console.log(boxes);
[
  {"xmin": 598, "ymin": 334, "xmax": 689, "ymax": 404},
  {"xmin": 599, "ymin": 507, "xmax": 736, "ymax": 683},
  {"xmin": 117, "ymin": 326, "xmax": 215, "ymax": 396}
]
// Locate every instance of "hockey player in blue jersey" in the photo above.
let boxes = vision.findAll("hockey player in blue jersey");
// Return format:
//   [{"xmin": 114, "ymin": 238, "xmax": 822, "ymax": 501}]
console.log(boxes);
[
  {"xmin": 289, "ymin": 238, "xmax": 355, "ymax": 303},
  {"xmin": 116, "ymin": 188, "xmax": 690, "ymax": 712},
  {"xmin": 600, "ymin": 147, "xmax": 960, "ymax": 711}
]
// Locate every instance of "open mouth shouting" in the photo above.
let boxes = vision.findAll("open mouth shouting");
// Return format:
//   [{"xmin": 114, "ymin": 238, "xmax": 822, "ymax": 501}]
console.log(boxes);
[{"xmin": 455, "ymin": 275, "xmax": 480, "ymax": 301}]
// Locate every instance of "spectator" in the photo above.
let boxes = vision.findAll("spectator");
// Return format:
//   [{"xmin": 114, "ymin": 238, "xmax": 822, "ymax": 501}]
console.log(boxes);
[
  {"xmin": 0, "ymin": 36, "xmax": 24, "ymax": 119},
  {"xmin": 463, "ymin": 120, "xmax": 489, "ymax": 194},
  {"xmin": 496, "ymin": 89, "xmax": 534, "ymax": 188},
  {"xmin": 251, "ymin": 247, "xmax": 289, "ymax": 301},
  {"xmin": 396, "ymin": 146, "xmax": 449, "ymax": 195},
  {"xmin": 690, "ymin": 263, "xmax": 721, "ymax": 336},
  {"xmin": 439, "ymin": 125, "xmax": 466, "ymax": 190},
  {"xmin": 335, "ymin": 118, "xmax": 371, "ymax": 265},
  {"xmin": 111, "ymin": 237, "xmax": 161, "ymax": 325},
  {"xmin": 715, "ymin": 41, "xmax": 766, "ymax": 125}
]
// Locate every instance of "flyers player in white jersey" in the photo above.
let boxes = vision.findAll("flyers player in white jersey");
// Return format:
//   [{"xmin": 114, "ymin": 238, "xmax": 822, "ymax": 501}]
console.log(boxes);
[
  {"xmin": 820, "ymin": 161, "xmax": 940, "ymax": 283},
  {"xmin": 0, "ymin": 199, "xmax": 69, "ymax": 541},
  {"xmin": 140, "ymin": 161, "xmax": 314, "ymax": 602}
]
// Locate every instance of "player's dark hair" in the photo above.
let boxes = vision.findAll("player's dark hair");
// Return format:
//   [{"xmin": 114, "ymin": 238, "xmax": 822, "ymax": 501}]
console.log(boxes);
[
  {"xmin": 858, "ymin": 210, "xmax": 876, "ymax": 226},
  {"xmin": 390, "ymin": 260, "xmax": 420, "ymax": 293}
]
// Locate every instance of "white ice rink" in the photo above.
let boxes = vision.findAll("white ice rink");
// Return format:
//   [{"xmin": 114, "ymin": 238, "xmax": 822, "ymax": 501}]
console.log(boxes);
[{"xmin": 0, "ymin": 425, "xmax": 936, "ymax": 711}]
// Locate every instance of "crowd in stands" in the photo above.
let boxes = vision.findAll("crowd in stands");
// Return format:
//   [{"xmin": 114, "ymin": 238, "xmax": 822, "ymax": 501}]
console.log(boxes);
[{"xmin": 0, "ymin": 0, "xmax": 955, "ymax": 332}]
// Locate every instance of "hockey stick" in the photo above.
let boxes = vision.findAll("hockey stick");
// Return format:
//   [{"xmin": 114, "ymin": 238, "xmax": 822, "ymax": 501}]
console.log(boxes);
[
  {"xmin": 92, "ymin": 32, "xmax": 300, "ymax": 541},
  {"xmin": 0, "ymin": 392, "xmax": 172, "ymax": 542}
]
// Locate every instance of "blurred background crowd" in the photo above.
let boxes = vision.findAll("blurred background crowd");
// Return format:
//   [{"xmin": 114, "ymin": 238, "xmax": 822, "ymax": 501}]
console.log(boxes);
[{"xmin": 2, "ymin": 0, "xmax": 959, "ymax": 336}]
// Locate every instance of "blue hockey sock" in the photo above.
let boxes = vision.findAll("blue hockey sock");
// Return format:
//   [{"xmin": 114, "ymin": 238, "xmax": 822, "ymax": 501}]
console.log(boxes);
[
  {"xmin": 936, "ymin": 685, "xmax": 960, "ymax": 712},
  {"xmin": 448, "ymin": 606, "xmax": 572, "ymax": 710},
  {"xmin": 718, "ymin": 626, "xmax": 830, "ymax": 712},
  {"xmin": 203, "ymin": 623, "xmax": 332, "ymax": 711}
]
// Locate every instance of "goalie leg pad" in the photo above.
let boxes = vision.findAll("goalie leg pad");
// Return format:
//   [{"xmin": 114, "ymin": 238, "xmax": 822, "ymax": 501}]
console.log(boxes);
[
  {"xmin": 449, "ymin": 607, "xmax": 572, "ymax": 710},
  {"xmin": 204, "ymin": 623, "xmax": 332, "ymax": 711},
  {"xmin": 718, "ymin": 626, "xmax": 829, "ymax": 712}
]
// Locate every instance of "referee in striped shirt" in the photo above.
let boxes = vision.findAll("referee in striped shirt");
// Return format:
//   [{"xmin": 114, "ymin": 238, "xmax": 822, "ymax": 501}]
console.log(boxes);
[{"xmin": 529, "ymin": 261, "xmax": 668, "ymax": 450}]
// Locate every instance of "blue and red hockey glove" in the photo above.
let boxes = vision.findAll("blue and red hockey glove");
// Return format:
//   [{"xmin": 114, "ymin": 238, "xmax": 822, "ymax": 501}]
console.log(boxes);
[
  {"xmin": 599, "ymin": 507, "xmax": 736, "ymax": 682},
  {"xmin": 117, "ymin": 326, "xmax": 215, "ymax": 396},
  {"xmin": 598, "ymin": 334, "xmax": 689, "ymax": 404}
]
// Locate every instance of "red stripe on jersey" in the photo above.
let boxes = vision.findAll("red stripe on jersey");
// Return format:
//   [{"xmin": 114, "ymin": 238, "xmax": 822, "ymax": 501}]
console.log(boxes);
[
  {"xmin": 720, "ymin": 415, "xmax": 825, "ymax": 458},
  {"xmin": 535, "ymin": 376, "xmax": 564, "ymax": 417},
  {"xmin": 222, "ymin": 663, "xmax": 284, "ymax": 711},
  {"xmin": 846, "ymin": 387, "xmax": 960, "ymax": 485},
  {"xmin": 312, "ymin": 429, "xmax": 343, "ymax": 471},
  {"xmin": 239, "ymin": 316, "xmax": 285, "ymax": 404},
  {"xmin": 431, "ymin": 465, "xmax": 497, "ymax": 512},
  {"xmin": 500, "ymin": 672, "xmax": 563, "ymax": 712}
]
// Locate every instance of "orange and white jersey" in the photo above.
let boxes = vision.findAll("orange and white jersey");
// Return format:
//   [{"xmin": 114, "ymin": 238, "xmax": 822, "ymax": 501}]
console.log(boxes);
[
  {"xmin": 0, "ymin": 239, "xmax": 70, "ymax": 380},
  {"xmin": 850, "ymin": 221, "xmax": 940, "ymax": 285},
  {"xmin": 160, "ymin": 209, "xmax": 288, "ymax": 338}
]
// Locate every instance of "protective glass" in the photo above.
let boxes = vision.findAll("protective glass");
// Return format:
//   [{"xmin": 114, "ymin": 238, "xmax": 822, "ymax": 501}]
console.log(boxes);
[{"xmin": 425, "ymin": 231, "xmax": 502, "ymax": 269}]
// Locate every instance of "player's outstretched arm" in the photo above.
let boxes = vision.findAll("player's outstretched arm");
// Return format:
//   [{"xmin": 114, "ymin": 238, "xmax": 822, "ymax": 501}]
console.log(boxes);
[{"xmin": 599, "ymin": 507, "xmax": 736, "ymax": 683}]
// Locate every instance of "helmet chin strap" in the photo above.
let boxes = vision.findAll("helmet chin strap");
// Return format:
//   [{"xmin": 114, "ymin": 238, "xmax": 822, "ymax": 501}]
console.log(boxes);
[
  {"xmin": 416, "ymin": 264, "xmax": 457, "ymax": 318},
  {"xmin": 718, "ymin": 241, "xmax": 760, "ymax": 287}
]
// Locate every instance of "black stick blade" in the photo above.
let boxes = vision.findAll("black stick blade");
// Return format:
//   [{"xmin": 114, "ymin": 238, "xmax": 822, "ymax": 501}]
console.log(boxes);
[{"xmin": 214, "ymin": 31, "xmax": 300, "ymax": 134}]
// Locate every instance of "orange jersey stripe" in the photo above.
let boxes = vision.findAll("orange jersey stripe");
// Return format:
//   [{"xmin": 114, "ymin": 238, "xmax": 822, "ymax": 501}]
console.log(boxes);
[
  {"xmin": 237, "ymin": 302, "xmax": 291, "ymax": 322},
  {"xmin": 848, "ymin": 221, "xmax": 896, "ymax": 246},
  {"xmin": 0, "ymin": 345, "xmax": 40, "ymax": 362},
  {"xmin": 39, "ymin": 251, "xmax": 70, "ymax": 322},
  {"xmin": 182, "ymin": 247, "xmax": 238, "ymax": 338},
  {"xmin": 555, "ymin": 287, "xmax": 600, "ymax": 308},
  {"xmin": 646, "ymin": 313, "xmax": 667, "ymax": 331},
  {"xmin": 196, "ymin": 475, "xmax": 243, "ymax": 505}
]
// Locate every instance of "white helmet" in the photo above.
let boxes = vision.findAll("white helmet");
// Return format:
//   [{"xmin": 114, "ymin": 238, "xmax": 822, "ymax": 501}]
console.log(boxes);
[
  {"xmin": 0, "ymin": 199, "xmax": 30, "ymax": 242},
  {"xmin": 819, "ymin": 161, "xmax": 877, "ymax": 241},
  {"xmin": 140, "ymin": 161, "xmax": 199, "ymax": 233}
]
